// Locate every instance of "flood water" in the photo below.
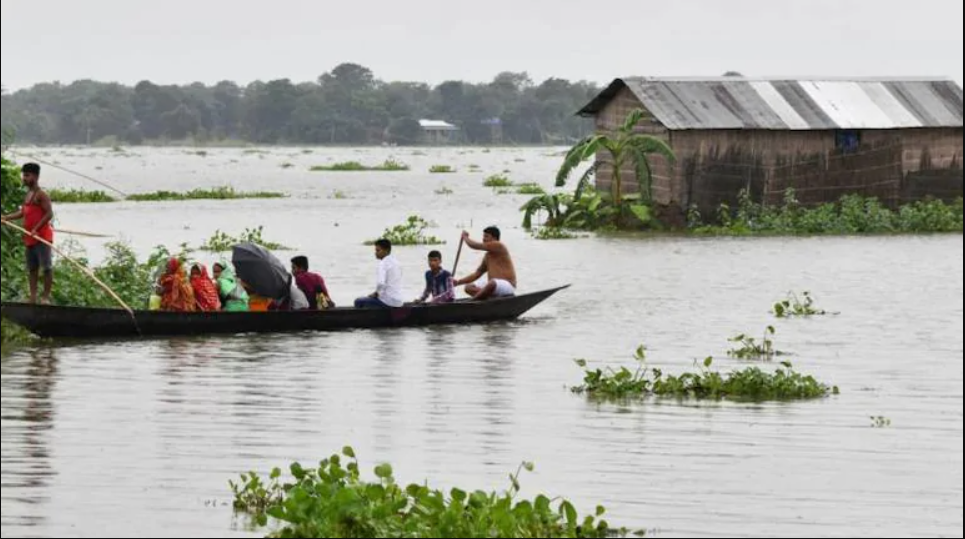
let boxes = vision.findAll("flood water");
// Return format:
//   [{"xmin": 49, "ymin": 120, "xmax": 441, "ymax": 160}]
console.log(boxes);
[{"xmin": 2, "ymin": 147, "xmax": 963, "ymax": 538}]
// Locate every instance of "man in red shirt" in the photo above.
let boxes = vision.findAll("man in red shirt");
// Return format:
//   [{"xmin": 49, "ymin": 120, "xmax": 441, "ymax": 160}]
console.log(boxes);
[
  {"xmin": 2, "ymin": 163, "xmax": 55, "ymax": 304},
  {"xmin": 291, "ymin": 256, "xmax": 335, "ymax": 310}
]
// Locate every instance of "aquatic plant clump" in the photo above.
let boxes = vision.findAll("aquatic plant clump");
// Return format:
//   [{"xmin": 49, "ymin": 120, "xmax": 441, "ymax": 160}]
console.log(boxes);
[
  {"xmin": 690, "ymin": 189, "xmax": 964, "ymax": 235},
  {"xmin": 572, "ymin": 346, "xmax": 836, "ymax": 402},
  {"xmin": 48, "ymin": 189, "xmax": 118, "ymax": 204},
  {"xmin": 366, "ymin": 216, "xmax": 444, "ymax": 247},
  {"xmin": 231, "ymin": 447, "xmax": 635, "ymax": 539},
  {"xmin": 126, "ymin": 187, "xmax": 285, "ymax": 202},
  {"xmin": 311, "ymin": 160, "xmax": 410, "ymax": 172},
  {"xmin": 201, "ymin": 227, "xmax": 290, "ymax": 252}
]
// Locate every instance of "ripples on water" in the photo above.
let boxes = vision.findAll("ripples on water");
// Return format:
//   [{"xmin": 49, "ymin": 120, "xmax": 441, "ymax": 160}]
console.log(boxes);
[{"xmin": 2, "ymin": 148, "xmax": 962, "ymax": 538}]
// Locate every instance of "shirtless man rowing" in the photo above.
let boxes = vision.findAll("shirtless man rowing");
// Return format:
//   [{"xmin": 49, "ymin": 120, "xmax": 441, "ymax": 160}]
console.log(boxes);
[{"xmin": 454, "ymin": 226, "xmax": 518, "ymax": 301}]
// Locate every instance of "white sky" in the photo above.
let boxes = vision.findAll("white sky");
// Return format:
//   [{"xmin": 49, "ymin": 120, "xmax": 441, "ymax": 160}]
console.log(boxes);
[{"xmin": 1, "ymin": 0, "xmax": 962, "ymax": 89}]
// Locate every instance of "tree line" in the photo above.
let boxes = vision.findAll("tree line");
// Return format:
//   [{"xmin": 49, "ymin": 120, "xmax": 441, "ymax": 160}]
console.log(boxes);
[{"xmin": 1, "ymin": 64, "xmax": 600, "ymax": 146}]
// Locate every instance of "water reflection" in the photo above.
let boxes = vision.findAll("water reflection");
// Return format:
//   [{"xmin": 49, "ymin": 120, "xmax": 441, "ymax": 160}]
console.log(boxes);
[{"xmin": 0, "ymin": 349, "xmax": 59, "ymax": 533}]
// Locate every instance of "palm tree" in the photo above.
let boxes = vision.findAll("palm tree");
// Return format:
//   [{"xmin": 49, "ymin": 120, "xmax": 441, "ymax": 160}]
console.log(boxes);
[{"xmin": 556, "ymin": 109, "xmax": 675, "ymax": 208}]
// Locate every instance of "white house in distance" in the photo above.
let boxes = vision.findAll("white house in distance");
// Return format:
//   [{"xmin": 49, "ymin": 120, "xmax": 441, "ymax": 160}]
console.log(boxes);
[{"xmin": 419, "ymin": 119, "xmax": 459, "ymax": 144}]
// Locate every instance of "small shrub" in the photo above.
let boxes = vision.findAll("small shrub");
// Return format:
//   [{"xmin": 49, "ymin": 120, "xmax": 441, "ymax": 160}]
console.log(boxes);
[{"xmin": 430, "ymin": 165, "xmax": 456, "ymax": 174}]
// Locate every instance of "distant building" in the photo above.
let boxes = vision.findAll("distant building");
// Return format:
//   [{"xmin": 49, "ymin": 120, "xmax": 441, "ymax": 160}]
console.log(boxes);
[
  {"xmin": 419, "ymin": 119, "xmax": 460, "ymax": 145},
  {"xmin": 578, "ymin": 77, "xmax": 963, "ymax": 222}
]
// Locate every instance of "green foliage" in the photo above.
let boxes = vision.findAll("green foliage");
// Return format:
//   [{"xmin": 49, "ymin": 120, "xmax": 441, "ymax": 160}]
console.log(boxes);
[
  {"xmin": 1, "ymin": 318, "xmax": 35, "ymax": 349},
  {"xmin": 201, "ymin": 227, "xmax": 289, "ymax": 252},
  {"xmin": 367, "ymin": 216, "xmax": 444, "ymax": 247},
  {"xmin": 126, "ymin": 187, "xmax": 285, "ymax": 202},
  {"xmin": 516, "ymin": 183, "xmax": 546, "ymax": 196},
  {"xmin": 231, "ymin": 447, "xmax": 632, "ymax": 539},
  {"xmin": 691, "ymin": 189, "xmax": 964, "ymax": 236},
  {"xmin": 773, "ymin": 292, "xmax": 830, "ymax": 318},
  {"xmin": 521, "ymin": 190, "xmax": 616, "ymax": 232},
  {"xmin": 484, "ymin": 174, "xmax": 514, "ymax": 188},
  {"xmin": 48, "ymin": 189, "xmax": 118, "ymax": 204},
  {"xmin": 311, "ymin": 160, "xmax": 410, "ymax": 172},
  {"xmin": 329, "ymin": 190, "xmax": 350, "ymax": 200},
  {"xmin": 533, "ymin": 227, "xmax": 579, "ymax": 240},
  {"xmin": 727, "ymin": 327, "xmax": 787, "ymax": 360},
  {"xmin": 573, "ymin": 346, "xmax": 836, "ymax": 402},
  {"xmin": 556, "ymin": 109, "xmax": 676, "ymax": 208},
  {"xmin": 871, "ymin": 416, "xmax": 892, "ymax": 428},
  {"xmin": 430, "ymin": 165, "xmax": 457, "ymax": 174},
  {"xmin": 2, "ymin": 157, "xmax": 27, "ymax": 301}
]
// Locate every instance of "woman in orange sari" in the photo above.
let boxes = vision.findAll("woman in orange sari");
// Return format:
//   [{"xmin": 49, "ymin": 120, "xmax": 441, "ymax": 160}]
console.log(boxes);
[
  {"xmin": 158, "ymin": 258, "xmax": 196, "ymax": 313},
  {"xmin": 190, "ymin": 263, "xmax": 222, "ymax": 312}
]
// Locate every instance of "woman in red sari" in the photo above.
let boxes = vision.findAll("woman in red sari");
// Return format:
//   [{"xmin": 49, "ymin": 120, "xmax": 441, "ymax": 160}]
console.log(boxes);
[
  {"xmin": 190, "ymin": 263, "xmax": 222, "ymax": 312},
  {"xmin": 158, "ymin": 258, "xmax": 196, "ymax": 313}
]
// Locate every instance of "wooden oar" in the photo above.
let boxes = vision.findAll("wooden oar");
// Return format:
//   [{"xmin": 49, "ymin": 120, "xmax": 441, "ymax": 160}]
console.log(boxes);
[
  {"xmin": 1, "ymin": 220, "xmax": 137, "ymax": 323},
  {"xmin": 451, "ymin": 236, "xmax": 466, "ymax": 278}
]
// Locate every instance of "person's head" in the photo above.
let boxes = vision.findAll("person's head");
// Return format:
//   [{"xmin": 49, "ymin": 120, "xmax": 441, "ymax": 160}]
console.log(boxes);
[
  {"xmin": 374, "ymin": 239, "xmax": 392, "ymax": 260},
  {"xmin": 213, "ymin": 262, "xmax": 225, "ymax": 280},
  {"xmin": 428, "ymin": 250, "xmax": 443, "ymax": 272},
  {"xmin": 190, "ymin": 264, "xmax": 202, "ymax": 279},
  {"xmin": 167, "ymin": 258, "xmax": 181, "ymax": 275},
  {"xmin": 291, "ymin": 256, "xmax": 309, "ymax": 275},
  {"xmin": 483, "ymin": 226, "xmax": 501, "ymax": 243},
  {"xmin": 21, "ymin": 163, "xmax": 41, "ymax": 188}
]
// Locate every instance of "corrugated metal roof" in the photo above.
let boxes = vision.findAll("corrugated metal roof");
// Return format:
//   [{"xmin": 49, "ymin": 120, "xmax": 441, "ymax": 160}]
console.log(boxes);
[
  {"xmin": 579, "ymin": 77, "xmax": 964, "ymax": 131},
  {"xmin": 419, "ymin": 119, "xmax": 459, "ymax": 130}
]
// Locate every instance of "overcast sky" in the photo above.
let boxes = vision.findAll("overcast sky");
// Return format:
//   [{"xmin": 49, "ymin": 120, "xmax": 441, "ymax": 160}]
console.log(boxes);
[{"xmin": 2, "ymin": 0, "xmax": 962, "ymax": 89}]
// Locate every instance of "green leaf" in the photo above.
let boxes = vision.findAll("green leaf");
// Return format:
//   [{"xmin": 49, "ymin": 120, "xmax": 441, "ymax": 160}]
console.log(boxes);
[
  {"xmin": 270, "ymin": 467, "xmax": 282, "ymax": 480},
  {"xmin": 596, "ymin": 505, "xmax": 607, "ymax": 517},
  {"xmin": 629, "ymin": 204, "xmax": 653, "ymax": 225},
  {"xmin": 342, "ymin": 446, "xmax": 356, "ymax": 459},
  {"xmin": 575, "ymin": 359, "xmax": 588, "ymax": 368},
  {"xmin": 703, "ymin": 357, "xmax": 714, "ymax": 369},
  {"xmin": 523, "ymin": 462, "xmax": 535, "ymax": 473},
  {"xmin": 374, "ymin": 464, "xmax": 393, "ymax": 480}
]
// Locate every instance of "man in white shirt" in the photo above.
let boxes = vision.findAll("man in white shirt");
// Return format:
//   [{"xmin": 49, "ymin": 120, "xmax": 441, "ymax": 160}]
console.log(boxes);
[{"xmin": 355, "ymin": 239, "xmax": 405, "ymax": 309}]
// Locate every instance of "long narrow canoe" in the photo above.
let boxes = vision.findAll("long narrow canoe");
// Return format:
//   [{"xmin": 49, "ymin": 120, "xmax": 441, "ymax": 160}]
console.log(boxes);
[{"xmin": 1, "ymin": 286, "xmax": 569, "ymax": 340}]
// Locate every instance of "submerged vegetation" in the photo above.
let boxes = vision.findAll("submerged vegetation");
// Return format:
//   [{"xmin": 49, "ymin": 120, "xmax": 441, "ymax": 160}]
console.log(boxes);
[
  {"xmin": 201, "ymin": 227, "xmax": 289, "ymax": 252},
  {"xmin": 516, "ymin": 183, "xmax": 547, "ymax": 196},
  {"xmin": 773, "ymin": 292, "xmax": 831, "ymax": 318},
  {"xmin": 429, "ymin": 165, "xmax": 457, "ymax": 174},
  {"xmin": 48, "ymin": 187, "xmax": 285, "ymax": 203},
  {"xmin": 367, "ymin": 216, "xmax": 444, "ymax": 246},
  {"xmin": 48, "ymin": 188, "xmax": 118, "ymax": 204},
  {"xmin": 727, "ymin": 327, "xmax": 787, "ymax": 360},
  {"xmin": 311, "ymin": 160, "xmax": 410, "ymax": 172},
  {"xmin": 573, "ymin": 346, "xmax": 836, "ymax": 402},
  {"xmin": 690, "ymin": 190, "xmax": 964, "ymax": 236},
  {"xmin": 484, "ymin": 174, "xmax": 514, "ymax": 188},
  {"xmin": 127, "ymin": 187, "xmax": 286, "ymax": 202},
  {"xmin": 231, "ymin": 447, "xmax": 633, "ymax": 539}
]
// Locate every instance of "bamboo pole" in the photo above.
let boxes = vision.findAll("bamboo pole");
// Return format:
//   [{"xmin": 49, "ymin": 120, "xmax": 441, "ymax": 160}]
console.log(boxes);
[
  {"xmin": 1, "ymin": 220, "xmax": 136, "ymax": 318},
  {"xmin": 7, "ymin": 151, "xmax": 129, "ymax": 198}
]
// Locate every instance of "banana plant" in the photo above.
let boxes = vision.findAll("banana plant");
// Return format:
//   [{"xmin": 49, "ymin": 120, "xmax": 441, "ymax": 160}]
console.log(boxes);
[{"xmin": 556, "ymin": 109, "xmax": 676, "ymax": 208}]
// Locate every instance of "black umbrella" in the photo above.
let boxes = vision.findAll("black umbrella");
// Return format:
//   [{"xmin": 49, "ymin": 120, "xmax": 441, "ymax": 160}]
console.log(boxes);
[{"xmin": 231, "ymin": 243, "xmax": 291, "ymax": 300}]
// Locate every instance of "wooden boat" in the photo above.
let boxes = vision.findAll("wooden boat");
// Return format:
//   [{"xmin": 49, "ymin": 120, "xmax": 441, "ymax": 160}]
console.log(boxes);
[{"xmin": 1, "ymin": 286, "xmax": 569, "ymax": 340}]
